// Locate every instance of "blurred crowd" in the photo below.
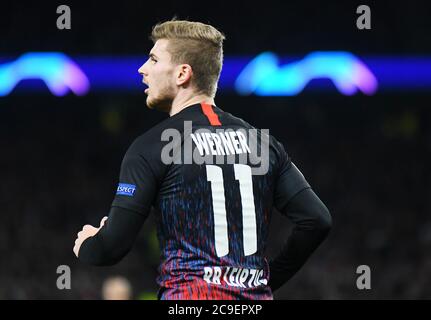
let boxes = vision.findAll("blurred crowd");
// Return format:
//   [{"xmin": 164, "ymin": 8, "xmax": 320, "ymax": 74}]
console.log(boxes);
[{"xmin": 1, "ymin": 1, "xmax": 431, "ymax": 55}]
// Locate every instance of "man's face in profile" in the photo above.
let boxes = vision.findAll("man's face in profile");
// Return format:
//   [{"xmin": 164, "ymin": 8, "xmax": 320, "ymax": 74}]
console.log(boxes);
[{"xmin": 138, "ymin": 39, "xmax": 177, "ymax": 112}]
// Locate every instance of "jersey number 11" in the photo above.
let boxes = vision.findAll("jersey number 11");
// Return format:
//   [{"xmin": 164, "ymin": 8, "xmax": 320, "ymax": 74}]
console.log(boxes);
[{"xmin": 206, "ymin": 164, "xmax": 257, "ymax": 257}]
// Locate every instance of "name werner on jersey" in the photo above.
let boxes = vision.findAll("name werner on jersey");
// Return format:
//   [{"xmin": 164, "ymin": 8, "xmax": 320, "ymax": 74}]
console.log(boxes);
[
  {"xmin": 160, "ymin": 121, "xmax": 270, "ymax": 175},
  {"xmin": 191, "ymin": 130, "xmax": 251, "ymax": 156}
]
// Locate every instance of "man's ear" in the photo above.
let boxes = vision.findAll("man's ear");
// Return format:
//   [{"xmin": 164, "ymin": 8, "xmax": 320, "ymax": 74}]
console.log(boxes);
[{"xmin": 176, "ymin": 64, "xmax": 193, "ymax": 86}]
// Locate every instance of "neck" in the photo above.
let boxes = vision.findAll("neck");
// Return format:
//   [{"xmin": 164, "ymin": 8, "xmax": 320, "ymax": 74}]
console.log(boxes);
[{"xmin": 169, "ymin": 91, "xmax": 215, "ymax": 117}]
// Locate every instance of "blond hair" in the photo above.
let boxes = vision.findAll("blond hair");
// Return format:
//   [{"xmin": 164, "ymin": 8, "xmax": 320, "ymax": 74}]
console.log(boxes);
[{"xmin": 151, "ymin": 20, "xmax": 225, "ymax": 97}]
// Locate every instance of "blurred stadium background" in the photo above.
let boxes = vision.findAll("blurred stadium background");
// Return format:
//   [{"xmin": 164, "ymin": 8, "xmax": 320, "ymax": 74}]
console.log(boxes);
[{"xmin": 0, "ymin": 1, "xmax": 430, "ymax": 299}]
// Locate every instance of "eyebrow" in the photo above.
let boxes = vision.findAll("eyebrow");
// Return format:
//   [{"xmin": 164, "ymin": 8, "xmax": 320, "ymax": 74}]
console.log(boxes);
[{"xmin": 149, "ymin": 53, "xmax": 159, "ymax": 59}]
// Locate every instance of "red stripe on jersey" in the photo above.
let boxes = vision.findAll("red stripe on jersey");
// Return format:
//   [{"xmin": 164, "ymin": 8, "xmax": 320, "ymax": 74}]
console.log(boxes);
[{"xmin": 200, "ymin": 103, "xmax": 221, "ymax": 126}]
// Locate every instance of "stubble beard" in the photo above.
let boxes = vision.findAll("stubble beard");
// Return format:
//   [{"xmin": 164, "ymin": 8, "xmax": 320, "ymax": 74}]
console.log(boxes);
[{"xmin": 146, "ymin": 84, "xmax": 176, "ymax": 113}]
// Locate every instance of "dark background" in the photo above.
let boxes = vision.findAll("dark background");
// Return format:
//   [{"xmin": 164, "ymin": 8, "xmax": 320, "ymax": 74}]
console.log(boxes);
[{"xmin": 0, "ymin": 0, "xmax": 430, "ymax": 299}]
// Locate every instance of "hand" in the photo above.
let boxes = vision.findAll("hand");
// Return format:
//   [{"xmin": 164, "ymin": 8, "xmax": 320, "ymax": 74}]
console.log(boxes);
[{"xmin": 73, "ymin": 216, "xmax": 108, "ymax": 257}]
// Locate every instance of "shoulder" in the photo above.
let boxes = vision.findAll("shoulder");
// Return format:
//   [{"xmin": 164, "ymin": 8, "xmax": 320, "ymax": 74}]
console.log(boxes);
[
  {"xmin": 221, "ymin": 110, "xmax": 285, "ymax": 151},
  {"xmin": 126, "ymin": 116, "xmax": 180, "ymax": 158},
  {"xmin": 217, "ymin": 108, "xmax": 256, "ymax": 130},
  {"xmin": 269, "ymin": 134, "xmax": 290, "ymax": 163},
  {"xmin": 218, "ymin": 107, "xmax": 289, "ymax": 158}
]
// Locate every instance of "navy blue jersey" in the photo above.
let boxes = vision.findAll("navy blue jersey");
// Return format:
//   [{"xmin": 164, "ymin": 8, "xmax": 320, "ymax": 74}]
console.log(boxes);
[{"xmin": 111, "ymin": 103, "xmax": 310, "ymax": 299}]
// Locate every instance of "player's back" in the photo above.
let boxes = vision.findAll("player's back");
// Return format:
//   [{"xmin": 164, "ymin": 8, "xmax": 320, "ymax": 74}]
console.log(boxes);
[{"xmin": 133, "ymin": 103, "xmax": 286, "ymax": 300}]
